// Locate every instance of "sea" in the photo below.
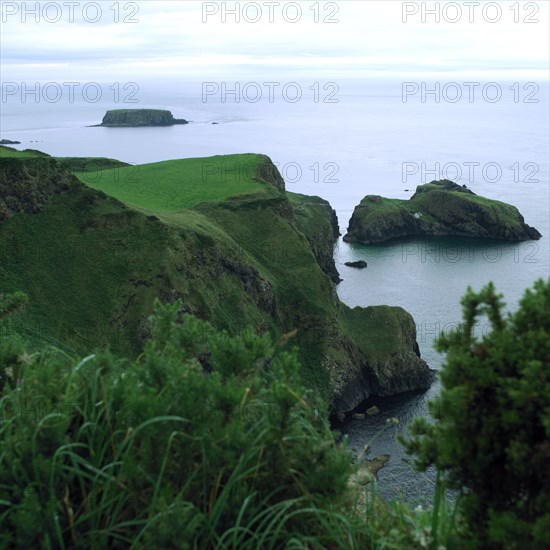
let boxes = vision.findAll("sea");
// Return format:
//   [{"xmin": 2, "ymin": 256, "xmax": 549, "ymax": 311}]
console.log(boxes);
[{"xmin": 2, "ymin": 77, "xmax": 549, "ymax": 504}]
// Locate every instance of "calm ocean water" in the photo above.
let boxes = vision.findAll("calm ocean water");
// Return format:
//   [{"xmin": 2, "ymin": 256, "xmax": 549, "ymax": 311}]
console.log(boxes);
[{"xmin": 2, "ymin": 78, "xmax": 549, "ymax": 503}]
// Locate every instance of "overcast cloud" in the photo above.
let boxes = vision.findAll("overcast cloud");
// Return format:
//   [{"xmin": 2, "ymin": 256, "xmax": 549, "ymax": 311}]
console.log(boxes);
[{"xmin": 0, "ymin": 1, "xmax": 548, "ymax": 81}]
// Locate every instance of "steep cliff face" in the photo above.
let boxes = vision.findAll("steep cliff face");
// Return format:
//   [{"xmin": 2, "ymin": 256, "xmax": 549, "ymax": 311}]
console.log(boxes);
[
  {"xmin": 344, "ymin": 180, "xmax": 541, "ymax": 244},
  {"xmin": 290, "ymin": 193, "xmax": 342, "ymax": 283},
  {"xmin": 0, "ymin": 148, "xmax": 434, "ymax": 413},
  {"xmin": 99, "ymin": 109, "xmax": 188, "ymax": 127},
  {"xmin": 327, "ymin": 305, "xmax": 435, "ymax": 415}
]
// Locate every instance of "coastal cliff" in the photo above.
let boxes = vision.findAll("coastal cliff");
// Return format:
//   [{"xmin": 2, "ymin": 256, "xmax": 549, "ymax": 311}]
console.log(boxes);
[
  {"xmin": 0, "ymin": 147, "xmax": 434, "ymax": 414},
  {"xmin": 97, "ymin": 109, "xmax": 188, "ymax": 127},
  {"xmin": 290, "ymin": 193, "xmax": 342, "ymax": 283},
  {"xmin": 344, "ymin": 180, "xmax": 541, "ymax": 244}
]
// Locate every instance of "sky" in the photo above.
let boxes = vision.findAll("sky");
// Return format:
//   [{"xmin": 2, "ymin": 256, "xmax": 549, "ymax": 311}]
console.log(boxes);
[{"xmin": 0, "ymin": 0, "xmax": 549, "ymax": 82}]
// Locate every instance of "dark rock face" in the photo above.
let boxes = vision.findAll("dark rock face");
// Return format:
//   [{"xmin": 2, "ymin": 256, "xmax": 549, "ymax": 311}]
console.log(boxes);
[
  {"xmin": 292, "ymin": 196, "xmax": 342, "ymax": 284},
  {"xmin": 344, "ymin": 180, "xmax": 542, "ymax": 244},
  {"xmin": 345, "ymin": 260, "xmax": 367, "ymax": 268},
  {"xmin": 328, "ymin": 306, "xmax": 436, "ymax": 416},
  {"xmin": 254, "ymin": 155, "xmax": 286, "ymax": 193},
  {"xmin": 308, "ymin": 203, "xmax": 341, "ymax": 284},
  {"xmin": 331, "ymin": 348, "xmax": 435, "ymax": 416},
  {"xmin": 221, "ymin": 257, "xmax": 276, "ymax": 315},
  {"xmin": 98, "ymin": 109, "xmax": 188, "ymax": 127}
]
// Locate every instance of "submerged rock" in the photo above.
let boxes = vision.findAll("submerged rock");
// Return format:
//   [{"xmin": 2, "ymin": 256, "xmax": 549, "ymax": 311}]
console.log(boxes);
[{"xmin": 344, "ymin": 179, "xmax": 542, "ymax": 244}]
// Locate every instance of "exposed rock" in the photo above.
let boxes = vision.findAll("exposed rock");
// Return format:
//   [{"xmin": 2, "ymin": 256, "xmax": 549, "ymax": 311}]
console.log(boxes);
[
  {"xmin": 366, "ymin": 405, "xmax": 379, "ymax": 416},
  {"xmin": 364, "ymin": 454, "xmax": 390, "ymax": 478},
  {"xmin": 254, "ymin": 155, "xmax": 286, "ymax": 194},
  {"xmin": 330, "ymin": 305, "xmax": 436, "ymax": 416},
  {"xmin": 352, "ymin": 413, "xmax": 365, "ymax": 419},
  {"xmin": 345, "ymin": 260, "xmax": 367, "ymax": 269},
  {"xmin": 344, "ymin": 180, "xmax": 542, "ymax": 244},
  {"xmin": 95, "ymin": 109, "xmax": 188, "ymax": 127}
]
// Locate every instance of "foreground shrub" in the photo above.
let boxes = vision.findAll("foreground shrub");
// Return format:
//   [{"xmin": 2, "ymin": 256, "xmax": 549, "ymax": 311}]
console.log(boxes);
[
  {"xmin": 402, "ymin": 279, "xmax": 550, "ymax": 549},
  {"xmin": 1, "ymin": 299, "xmax": 356, "ymax": 548},
  {"xmin": 1, "ymin": 292, "xmax": 469, "ymax": 549}
]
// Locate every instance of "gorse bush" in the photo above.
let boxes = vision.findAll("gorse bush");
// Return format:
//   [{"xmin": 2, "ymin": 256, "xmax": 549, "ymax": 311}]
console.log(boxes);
[
  {"xmin": 402, "ymin": 279, "xmax": 550, "ymax": 549},
  {"xmin": 1, "ymin": 298, "xmax": 358, "ymax": 548}
]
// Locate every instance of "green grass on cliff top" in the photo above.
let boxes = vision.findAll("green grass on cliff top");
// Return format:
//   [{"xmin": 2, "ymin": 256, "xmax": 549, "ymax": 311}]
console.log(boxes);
[
  {"xmin": 75, "ymin": 154, "xmax": 267, "ymax": 211},
  {"xmin": 0, "ymin": 146, "xmax": 130, "ymax": 172},
  {"xmin": 359, "ymin": 186, "xmax": 516, "ymax": 211},
  {"xmin": 104, "ymin": 108, "xmax": 170, "ymax": 114},
  {"xmin": 0, "ymin": 146, "xmax": 48, "ymax": 158}
]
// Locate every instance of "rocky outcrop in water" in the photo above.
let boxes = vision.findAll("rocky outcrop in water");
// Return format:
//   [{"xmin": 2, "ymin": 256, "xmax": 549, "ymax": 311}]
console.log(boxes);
[
  {"xmin": 328, "ymin": 305, "xmax": 435, "ymax": 415},
  {"xmin": 345, "ymin": 261, "xmax": 367, "ymax": 269},
  {"xmin": 96, "ymin": 109, "xmax": 188, "ymax": 127},
  {"xmin": 344, "ymin": 180, "xmax": 541, "ymax": 244}
]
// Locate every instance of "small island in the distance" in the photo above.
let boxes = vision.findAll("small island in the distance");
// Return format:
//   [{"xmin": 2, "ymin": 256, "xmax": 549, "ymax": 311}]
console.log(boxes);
[
  {"xmin": 344, "ymin": 180, "xmax": 542, "ymax": 244},
  {"xmin": 93, "ymin": 109, "xmax": 188, "ymax": 127}
]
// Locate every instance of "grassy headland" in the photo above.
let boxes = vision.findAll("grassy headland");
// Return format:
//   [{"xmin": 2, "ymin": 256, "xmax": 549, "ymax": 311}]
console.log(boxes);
[{"xmin": 0, "ymin": 146, "xmax": 433, "ymax": 414}]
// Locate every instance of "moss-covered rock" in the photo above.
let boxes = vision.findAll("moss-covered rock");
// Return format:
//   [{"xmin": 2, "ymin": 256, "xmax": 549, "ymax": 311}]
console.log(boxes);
[
  {"xmin": 97, "ymin": 109, "xmax": 188, "ymax": 127},
  {"xmin": 344, "ymin": 180, "xmax": 541, "ymax": 244},
  {"xmin": 0, "ymin": 150, "xmax": 75, "ymax": 222}
]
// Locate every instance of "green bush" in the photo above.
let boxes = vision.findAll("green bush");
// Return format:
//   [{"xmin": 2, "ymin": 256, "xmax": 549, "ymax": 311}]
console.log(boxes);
[
  {"xmin": 1, "ymin": 298, "xmax": 358, "ymax": 548},
  {"xmin": 402, "ymin": 279, "xmax": 550, "ymax": 549},
  {"xmin": 2, "ymin": 290, "xmax": 471, "ymax": 549}
]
